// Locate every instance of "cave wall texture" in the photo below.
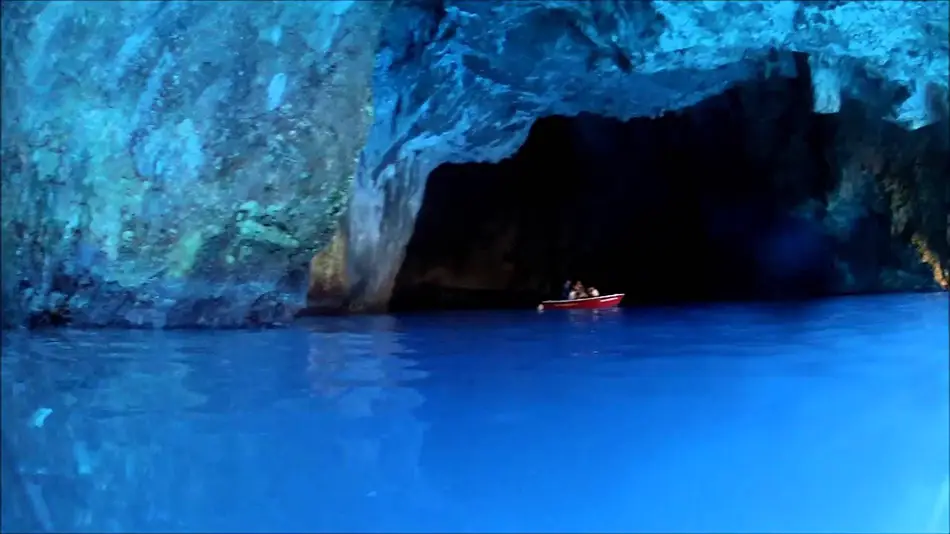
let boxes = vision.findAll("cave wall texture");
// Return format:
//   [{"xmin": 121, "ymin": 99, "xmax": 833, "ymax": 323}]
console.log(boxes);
[
  {"xmin": 1, "ymin": 1, "xmax": 389, "ymax": 327},
  {"xmin": 1, "ymin": 0, "xmax": 948, "ymax": 327},
  {"xmin": 391, "ymin": 79, "xmax": 950, "ymax": 310}
]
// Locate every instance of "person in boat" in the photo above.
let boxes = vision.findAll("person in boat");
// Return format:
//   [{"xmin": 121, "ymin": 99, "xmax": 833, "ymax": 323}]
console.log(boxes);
[
  {"xmin": 588, "ymin": 286, "xmax": 600, "ymax": 297},
  {"xmin": 569, "ymin": 281, "xmax": 589, "ymax": 300},
  {"xmin": 561, "ymin": 280, "xmax": 573, "ymax": 300}
]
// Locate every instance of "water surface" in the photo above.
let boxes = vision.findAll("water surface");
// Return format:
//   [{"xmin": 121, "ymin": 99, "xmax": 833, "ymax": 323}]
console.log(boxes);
[{"xmin": 2, "ymin": 293, "xmax": 948, "ymax": 533}]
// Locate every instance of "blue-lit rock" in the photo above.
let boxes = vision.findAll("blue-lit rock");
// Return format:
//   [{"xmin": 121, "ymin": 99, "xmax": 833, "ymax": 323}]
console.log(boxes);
[
  {"xmin": 2, "ymin": 1, "xmax": 389, "ymax": 327},
  {"xmin": 336, "ymin": 0, "xmax": 949, "ymax": 312},
  {"xmin": 2, "ymin": 0, "xmax": 947, "ymax": 326}
]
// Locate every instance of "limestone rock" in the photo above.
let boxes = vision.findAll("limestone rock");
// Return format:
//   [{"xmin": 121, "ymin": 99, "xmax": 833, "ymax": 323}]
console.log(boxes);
[
  {"xmin": 337, "ymin": 0, "xmax": 949, "ymax": 312},
  {"xmin": 2, "ymin": 0, "xmax": 389, "ymax": 327},
  {"xmin": 2, "ymin": 0, "xmax": 947, "ymax": 326}
]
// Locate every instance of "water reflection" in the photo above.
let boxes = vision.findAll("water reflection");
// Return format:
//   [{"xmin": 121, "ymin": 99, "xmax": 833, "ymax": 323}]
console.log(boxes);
[
  {"xmin": 1, "ymin": 330, "xmax": 212, "ymax": 531},
  {"xmin": 396, "ymin": 296, "xmax": 949, "ymax": 533},
  {"xmin": 564, "ymin": 307, "xmax": 620, "ymax": 326},
  {"xmin": 306, "ymin": 315, "xmax": 422, "ymax": 417},
  {"xmin": 1, "ymin": 320, "xmax": 439, "ymax": 533},
  {"xmin": 303, "ymin": 316, "xmax": 440, "ymax": 529},
  {"xmin": 0, "ymin": 294, "xmax": 946, "ymax": 533}
]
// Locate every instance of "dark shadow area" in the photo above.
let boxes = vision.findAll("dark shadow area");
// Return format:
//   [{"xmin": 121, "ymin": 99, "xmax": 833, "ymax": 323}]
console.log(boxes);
[{"xmin": 391, "ymin": 58, "xmax": 859, "ymax": 311}]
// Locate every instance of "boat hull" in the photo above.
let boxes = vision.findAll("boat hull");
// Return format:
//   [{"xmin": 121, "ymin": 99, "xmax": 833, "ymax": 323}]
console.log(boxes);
[{"xmin": 539, "ymin": 293, "xmax": 624, "ymax": 310}]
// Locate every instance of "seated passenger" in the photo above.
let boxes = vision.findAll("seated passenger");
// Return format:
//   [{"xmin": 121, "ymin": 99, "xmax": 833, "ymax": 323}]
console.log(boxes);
[
  {"xmin": 588, "ymin": 286, "xmax": 600, "ymax": 297},
  {"xmin": 561, "ymin": 280, "xmax": 573, "ymax": 300},
  {"xmin": 570, "ymin": 281, "xmax": 589, "ymax": 299}
]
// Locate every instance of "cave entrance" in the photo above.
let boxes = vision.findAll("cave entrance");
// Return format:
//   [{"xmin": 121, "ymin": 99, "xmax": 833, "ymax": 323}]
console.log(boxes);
[{"xmin": 391, "ymin": 73, "xmax": 840, "ymax": 312}]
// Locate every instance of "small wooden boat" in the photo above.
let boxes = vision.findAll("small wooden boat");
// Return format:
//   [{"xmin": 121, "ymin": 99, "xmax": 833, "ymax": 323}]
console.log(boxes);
[{"xmin": 538, "ymin": 293, "xmax": 624, "ymax": 311}]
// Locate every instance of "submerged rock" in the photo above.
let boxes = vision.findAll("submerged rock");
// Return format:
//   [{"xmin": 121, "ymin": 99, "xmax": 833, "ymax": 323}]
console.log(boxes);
[{"xmin": 2, "ymin": 0, "xmax": 947, "ymax": 327}]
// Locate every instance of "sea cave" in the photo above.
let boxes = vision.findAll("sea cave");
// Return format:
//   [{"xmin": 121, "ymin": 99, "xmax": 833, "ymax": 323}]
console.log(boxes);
[
  {"xmin": 321, "ymin": 4, "xmax": 949, "ymax": 318},
  {"xmin": 1, "ymin": 1, "xmax": 948, "ymax": 327},
  {"xmin": 1, "ymin": 3, "xmax": 949, "ymax": 532},
  {"xmin": 386, "ymin": 62, "xmax": 948, "ymax": 311},
  {"xmin": 391, "ymin": 64, "xmax": 843, "ymax": 311}
]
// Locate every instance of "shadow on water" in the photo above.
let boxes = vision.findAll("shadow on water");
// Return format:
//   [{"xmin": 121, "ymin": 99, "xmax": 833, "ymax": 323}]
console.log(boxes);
[{"xmin": 1, "ymin": 293, "xmax": 948, "ymax": 532}]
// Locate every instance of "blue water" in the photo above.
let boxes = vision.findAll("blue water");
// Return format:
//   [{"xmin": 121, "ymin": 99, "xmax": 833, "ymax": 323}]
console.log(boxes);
[{"xmin": 1, "ymin": 293, "xmax": 948, "ymax": 533}]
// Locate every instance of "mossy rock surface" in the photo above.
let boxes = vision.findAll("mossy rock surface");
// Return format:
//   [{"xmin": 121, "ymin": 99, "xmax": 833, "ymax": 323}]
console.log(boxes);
[{"xmin": 1, "ymin": 1, "xmax": 389, "ymax": 327}]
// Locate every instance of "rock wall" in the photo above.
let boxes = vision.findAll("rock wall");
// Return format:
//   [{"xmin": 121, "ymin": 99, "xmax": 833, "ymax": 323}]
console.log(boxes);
[
  {"xmin": 1, "ymin": 1, "xmax": 389, "ymax": 328},
  {"xmin": 389, "ymin": 68, "xmax": 948, "ymax": 310},
  {"xmin": 317, "ymin": 0, "xmax": 949, "ymax": 314},
  {"xmin": 826, "ymin": 100, "xmax": 949, "ymax": 292},
  {"xmin": 2, "ymin": 1, "xmax": 947, "ymax": 326}
]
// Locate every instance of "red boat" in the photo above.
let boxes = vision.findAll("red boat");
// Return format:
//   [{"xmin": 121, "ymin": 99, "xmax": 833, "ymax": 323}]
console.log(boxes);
[{"xmin": 538, "ymin": 293, "xmax": 624, "ymax": 311}]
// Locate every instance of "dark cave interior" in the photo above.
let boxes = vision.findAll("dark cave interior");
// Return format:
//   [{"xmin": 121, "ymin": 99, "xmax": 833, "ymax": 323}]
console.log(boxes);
[{"xmin": 390, "ymin": 65, "xmax": 850, "ymax": 312}]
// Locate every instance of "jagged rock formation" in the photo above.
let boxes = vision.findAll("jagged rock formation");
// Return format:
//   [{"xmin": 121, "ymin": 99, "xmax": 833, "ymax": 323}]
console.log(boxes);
[
  {"xmin": 1, "ymin": 1, "xmax": 388, "ymax": 327},
  {"xmin": 319, "ymin": 0, "xmax": 950, "ymax": 313},
  {"xmin": 825, "ymin": 99, "xmax": 949, "ymax": 292},
  {"xmin": 2, "ymin": 0, "xmax": 948, "ymax": 327},
  {"xmin": 389, "ymin": 79, "xmax": 949, "ymax": 310}
]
